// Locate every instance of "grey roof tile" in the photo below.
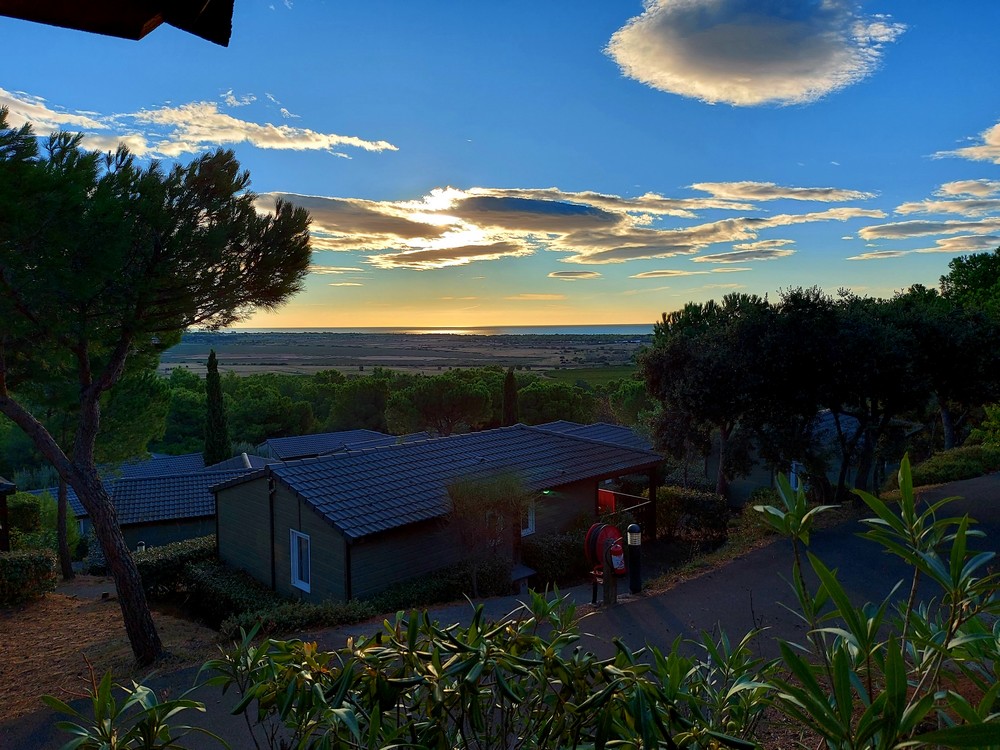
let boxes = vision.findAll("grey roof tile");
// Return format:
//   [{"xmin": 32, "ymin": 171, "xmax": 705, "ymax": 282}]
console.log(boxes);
[
  {"xmin": 110, "ymin": 469, "xmax": 248, "ymax": 526},
  {"xmin": 259, "ymin": 430, "xmax": 391, "ymax": 460},
  {"xmin": 256, "ymin": 424, "xmax": 663, "ymax": 541},
  {"xmin": 534, "ymin": 421, "xmax": 654, "ymax": 451}
]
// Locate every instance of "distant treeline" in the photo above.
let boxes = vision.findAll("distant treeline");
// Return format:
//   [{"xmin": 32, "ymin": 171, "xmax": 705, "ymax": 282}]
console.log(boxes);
[{"xmin": 0, "ymin": 365, "xmax": 651, "ymax": 484}]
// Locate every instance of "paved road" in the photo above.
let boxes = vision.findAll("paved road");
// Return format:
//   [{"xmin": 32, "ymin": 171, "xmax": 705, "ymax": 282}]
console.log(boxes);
[{"xmin": 4, "ymin": 474, "xmax": 997, "ymax": 749}]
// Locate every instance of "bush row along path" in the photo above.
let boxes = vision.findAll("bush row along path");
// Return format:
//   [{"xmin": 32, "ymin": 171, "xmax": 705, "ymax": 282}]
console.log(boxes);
[{"xmin": 2, "ymin": 473, "xmax": 998, "ymax": 749}]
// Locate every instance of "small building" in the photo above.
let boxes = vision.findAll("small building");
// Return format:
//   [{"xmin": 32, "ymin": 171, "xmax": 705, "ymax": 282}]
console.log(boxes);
[
  {"xmin": 257, "ymin": 429, "xmax": 392, "ymax": 461},
  {"xmin": 215, "ymin": 424, "xmax": 663, "ymax": 602}
]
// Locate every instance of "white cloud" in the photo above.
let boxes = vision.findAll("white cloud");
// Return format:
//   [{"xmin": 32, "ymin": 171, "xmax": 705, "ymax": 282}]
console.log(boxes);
[
  {"xmin": 0, "ymin": 86, "xmax": 104, "ymax": 131},
  {"xmin": 895, "ymin": 199, "xmax": 1000, "ymax": 217},
  {"xmin": 935, "ymin": 121, "xmax": 1000, "ymax": 164},
  {"xmin": 222, "ymin": 90, "xmax": 256, "ymax": 107},
  {"xmin": 936, "ymin": 180, "xmax": 1000, "ymax": 197},
  {"xmin": 848, "ymin": 235, "xmax": 1000, "ymax": 260},
  {"xmin": 1, "ymin": 87, "xmax": 396, "ymax": 159},
  {"xmin": 504, "ymin": 294, "xmax": 567, "ymax": 301},
  {"xmin": 691, "ymin": 181, "xmax": 874, "ymax": 202},
  {"xmin": 630, "ymin": 269, "xmax": 709, "ymax": 278},
  {"xmin": 548, "ymin": 271, "xmax": 602, "ymax": 280},
  {"xmin": 132, "ymin": 101, "xmax": 396, "ymax": 157},
  {"xmin": 328, "ymin": 282, "xmax": 363, "ymax": 286},
  {"xmin": 368, "ymin": 242, "xmax": 532, "ymax": 270},
  {"xmin": 606, "ymin": 0, "xmax": 904, "ymax": 106},
  {"xmin": 279, "ymin": 107, "xmax": 300, "ymax": 119},
  {"xmin": 309, "ymin": 265, "xmax": 365, "ymax": 274},
  {"xmin": 693, "ymin": 247, "xmax": 796, "ymax": 263},
  {"xmin": 858, "ymin": 218, "xmax": 1000, "ymax": 240},
  {"xmin": 731, "ymin": 239, "xmax": 795, "ymax": 250}
]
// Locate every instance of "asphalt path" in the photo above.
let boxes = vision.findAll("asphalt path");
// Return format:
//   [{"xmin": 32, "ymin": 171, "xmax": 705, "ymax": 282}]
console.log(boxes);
[{"xmin": 4, "ymin": 474, "xmax": 997, "ymax": 749}]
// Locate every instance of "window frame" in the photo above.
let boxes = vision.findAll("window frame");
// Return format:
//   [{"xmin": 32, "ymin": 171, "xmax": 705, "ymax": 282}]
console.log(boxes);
[
  {"xmin": 290, "ymin": 529, "xmax": 311, "ymax": 593},
  {"xmin": 520, "ymin": 497, "xmax": 536, "ymax": 537}
]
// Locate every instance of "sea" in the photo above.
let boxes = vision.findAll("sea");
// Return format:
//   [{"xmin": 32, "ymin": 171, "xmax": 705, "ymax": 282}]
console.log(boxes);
[{"xmin": 225, "ymin": 324, "xmax": 655, "ymax": 336}]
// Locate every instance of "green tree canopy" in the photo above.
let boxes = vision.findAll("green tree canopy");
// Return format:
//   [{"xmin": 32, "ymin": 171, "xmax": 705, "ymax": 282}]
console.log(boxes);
[{"xmin": 0, "ymin": 110, "xmax": 312, "ymax": 664}]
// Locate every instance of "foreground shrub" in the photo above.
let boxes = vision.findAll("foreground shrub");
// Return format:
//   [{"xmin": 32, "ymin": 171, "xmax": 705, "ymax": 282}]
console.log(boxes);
[
  {"xmin": 221, "ymin": 598, "xmax": 378, "ymax": 640},
  {"xmin": 883, "ymin": 444, "xmax": 1000, "ymax": 490},
  {"xmin": 134, "ymin": 535, "xmax": 216, "ymax": 598},
  {"xmin": 182, "ymin": 559, "xmax": 283, "ymax": 628},
  {"xmin": 211, "ymin": 555, "xmax": 512, "ymax": 638},
  {"xmin": 0, "ymin": 549, "xmax": 56, "ymax": 605}
]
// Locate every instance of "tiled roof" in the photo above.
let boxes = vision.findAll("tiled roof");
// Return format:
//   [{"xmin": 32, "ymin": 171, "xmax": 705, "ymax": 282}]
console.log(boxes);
[
  {"xmin": 204, "ymin": 453, "xmax": 275, "ymax": 471},
  {"xmin": 110, "ymin": 452, "xmax": 206, "ymax": 478},
  {"xmin": 318, "ymin": 431, "xmax": 436, "ymax": 454},
  {"xmin": 111, "ymin": 469, "xmax": 248, "ymax": 526},
  {"xmin": 534, "ymin": 421, "xmax": 654, "ymax": 451},
  {"xmin": 259, "ymin": 430, "xmax": 391, "ymax": 460},
  {"xmin": 232, "ymin": 424, "xmax": 663, "ymax": 541}
]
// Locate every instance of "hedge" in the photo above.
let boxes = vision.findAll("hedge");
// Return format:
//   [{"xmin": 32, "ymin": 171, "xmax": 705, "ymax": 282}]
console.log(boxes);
[
  {"xmin": 882, "ymin": 445, "xmax": 1000, "ymax": 490},
  {"xmin": 134, "ymin": 535, "xmax": 217, "ymax": 597},
  {"xmin": 649, "ymin": 486, "xmax": 730, "ymax": 540},
  {"xmin": 183, "ymin": 559, "xmax": 284, "ymax": 628},
  {"xmin": 218, "ymin": 556, "xmax": 514, "ymax": 639},
  {"xmin": 0, "ymin": 549, "xmax": 57, "ymax": 605}
]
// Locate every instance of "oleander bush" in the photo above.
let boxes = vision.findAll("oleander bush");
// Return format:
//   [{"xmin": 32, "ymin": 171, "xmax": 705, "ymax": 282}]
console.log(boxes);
[{"xmin": 0, "ymin": 549, "xmax": 57, "ymax": 605}]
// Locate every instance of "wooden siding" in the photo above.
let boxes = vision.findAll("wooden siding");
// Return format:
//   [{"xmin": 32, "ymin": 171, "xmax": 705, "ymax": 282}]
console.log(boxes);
[
  {"xmin": 350, "ymin": 519, "xmax": 464, "ymax": 600},
  {"xmin": 533, "ymin": 479, "xmax": 596, "ymax": 536},
  {"xmin": 271, "ymin": 484, "xmax": 346, "ymax": 603},
  {"xmin": 217, "ymin": 480, "xmax": 272, "ymax": 585}
]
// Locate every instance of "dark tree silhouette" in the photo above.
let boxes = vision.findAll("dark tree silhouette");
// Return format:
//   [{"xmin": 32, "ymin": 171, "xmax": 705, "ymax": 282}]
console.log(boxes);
[
  {"xmin": 0, "ymin": 110, "xmax": 311, "ymax": 664},
  {"xmin": 204, "ymin": 350, "xmax": 230, "ymax": 465},
  {"xmin": 501, "ymin": 367, "xmax": 518, "ymax": 426}
]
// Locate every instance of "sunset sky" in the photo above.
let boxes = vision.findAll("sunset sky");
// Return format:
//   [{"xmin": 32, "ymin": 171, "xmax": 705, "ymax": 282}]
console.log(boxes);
[{"xmin": 3, "ymin": 1, "xmax": 1000, "ymax": 328}]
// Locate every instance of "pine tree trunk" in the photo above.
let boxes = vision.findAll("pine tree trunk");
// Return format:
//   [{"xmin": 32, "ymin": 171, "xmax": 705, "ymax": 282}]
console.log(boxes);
[
  {"xmin": 715, "ymin": 424, "xmax": 730, "ymax": 498},
  {"xmin": 940, "ymin": 403, "xmax": 956, "ymax": 450},
  {"xmin": 57, "ymin": 479, "xmax": 74, "ymax": 580},
  {"xmin": 76, "ymin": 468, "xmax": 162, "ymax": 665}
]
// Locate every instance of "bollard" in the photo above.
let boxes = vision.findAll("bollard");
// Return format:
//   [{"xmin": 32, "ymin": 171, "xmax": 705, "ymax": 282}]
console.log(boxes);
[
  {"xmin": 627, "ymin": 523, "xmax": 641, "ymax": 595},
  {"xmin": 602, "ymin": 541, "xmax": 618, "ymax": 606}
]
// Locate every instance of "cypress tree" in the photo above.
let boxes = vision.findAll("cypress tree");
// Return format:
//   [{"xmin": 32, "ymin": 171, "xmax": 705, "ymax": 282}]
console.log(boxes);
[
  {"xmin": 502, "ymin": 367, "xmax": 519, "ymax": 426},
  {"xmin": 204, "ymin": 350, "xmax": 230, "ymax": 465}
]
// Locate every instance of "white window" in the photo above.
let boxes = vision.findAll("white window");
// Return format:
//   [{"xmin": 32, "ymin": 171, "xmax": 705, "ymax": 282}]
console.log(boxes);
[
  {"xmin": 520, "ymin": 498, "xmax": 536, "ymax": 537},
  {"xmin": 290, "ymin": 530, "xmax": 311, "ymax": 592}
]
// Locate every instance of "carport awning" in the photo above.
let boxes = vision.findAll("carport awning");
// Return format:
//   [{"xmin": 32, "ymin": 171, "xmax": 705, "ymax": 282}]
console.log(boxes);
[{"xmin": 0, "ymin": 0, "xmax": 235, "ymax": 46}]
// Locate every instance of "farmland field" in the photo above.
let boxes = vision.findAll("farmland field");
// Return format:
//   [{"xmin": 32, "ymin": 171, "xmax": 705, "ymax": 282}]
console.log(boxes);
[{"xmin": 159, "ymin": 330, "xmax": 652, "ymax": 377}]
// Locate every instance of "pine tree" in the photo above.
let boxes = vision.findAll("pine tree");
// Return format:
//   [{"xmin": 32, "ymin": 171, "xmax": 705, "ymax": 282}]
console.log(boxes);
[
  {"xmin": 502, "ymin": 367, "xmax": 519, "ymax": 426},
  {"xmin": 204, "ymin": 350, "xmax": 230, "ymax": 465}
]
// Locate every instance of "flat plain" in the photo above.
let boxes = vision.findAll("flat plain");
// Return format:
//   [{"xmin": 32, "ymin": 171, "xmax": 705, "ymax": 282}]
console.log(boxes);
[{"xmin": 158, "ymin": 331, "xmax": 652, "ymax": 376}]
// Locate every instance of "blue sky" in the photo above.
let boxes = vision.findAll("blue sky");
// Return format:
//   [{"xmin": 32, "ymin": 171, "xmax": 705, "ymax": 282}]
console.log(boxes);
[{"xmin": 3, "ymin": 1, "xmax": 1000, "ymax": 327}]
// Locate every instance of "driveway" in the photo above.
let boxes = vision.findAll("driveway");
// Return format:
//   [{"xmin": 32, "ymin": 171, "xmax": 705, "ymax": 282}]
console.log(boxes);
[{"xmin": 4, "ymin": 474, "xmax": 997, "ymax": 749}]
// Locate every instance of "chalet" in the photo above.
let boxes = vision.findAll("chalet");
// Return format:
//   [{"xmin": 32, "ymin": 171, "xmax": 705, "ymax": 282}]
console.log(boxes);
[{"xmin": 214, "ymin": 424, "xmax": 663, "ymax": 602}]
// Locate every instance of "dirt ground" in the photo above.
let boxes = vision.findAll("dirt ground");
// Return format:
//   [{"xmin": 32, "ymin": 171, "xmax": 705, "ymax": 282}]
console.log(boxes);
[{"xmin": 0, "ymin": 576, "xmax": 220, "ymax": 724}]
